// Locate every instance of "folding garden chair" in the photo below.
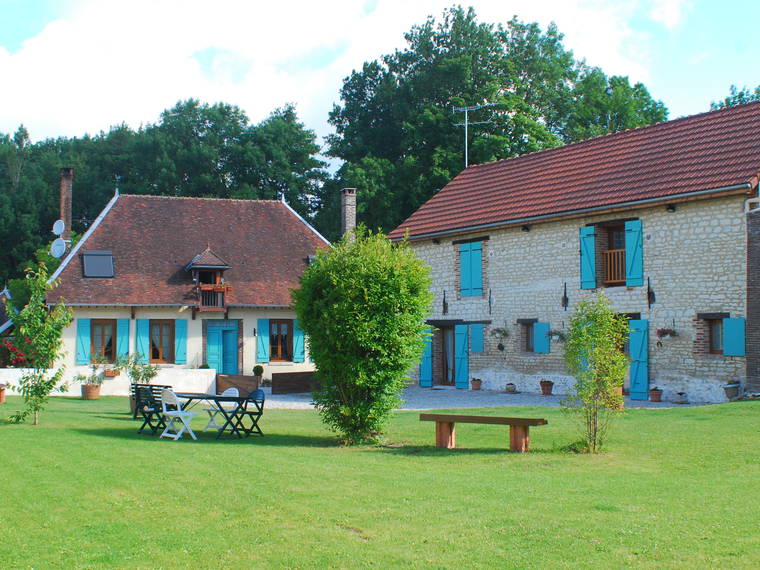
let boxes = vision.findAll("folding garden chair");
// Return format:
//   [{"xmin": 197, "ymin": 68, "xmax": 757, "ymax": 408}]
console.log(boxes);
[
  {"xmin": 238, "ymin": 388, "xmax": 265, "ymax": 437},
  {"xmin": 159, "ymin": 389, "xmax": 198, "ymax": 441},
  {"xmin": 203, "ymin": 387, "xmax": 239, "ymax": 432},
  {"xmin": 136, "ymin": 385, "xmax": 166, "ymax": 435}
]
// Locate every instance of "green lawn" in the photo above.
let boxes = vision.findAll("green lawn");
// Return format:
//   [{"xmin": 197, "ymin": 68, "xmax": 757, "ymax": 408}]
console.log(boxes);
[{"xmin": 0, "ymin": 396, "xmax": 758, "ymax": 568}]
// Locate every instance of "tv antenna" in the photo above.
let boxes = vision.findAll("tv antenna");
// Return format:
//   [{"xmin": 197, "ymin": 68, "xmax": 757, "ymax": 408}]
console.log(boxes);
[
  {"xmin": 50, "ymin": 219, "xmax": 70, "ymax": 258},
  {"xmin": 453, "ymin": 103, "xmax": 496, "ymax": 168}
]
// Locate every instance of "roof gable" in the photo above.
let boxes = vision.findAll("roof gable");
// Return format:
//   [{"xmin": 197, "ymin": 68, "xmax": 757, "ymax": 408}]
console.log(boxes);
[
  {"xmin": 389, "ymin": 101, "xmax": 760, "ymax": 239},
  {"xmin": 49, "ymin": 195, "xmax": 329, "ymax": 306}
]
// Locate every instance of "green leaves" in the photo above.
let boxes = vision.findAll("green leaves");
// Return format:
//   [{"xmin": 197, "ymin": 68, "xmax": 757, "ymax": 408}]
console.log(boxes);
[{"xmin": 292, "ymin": 228, "xmax": 432, "ymax": 444}]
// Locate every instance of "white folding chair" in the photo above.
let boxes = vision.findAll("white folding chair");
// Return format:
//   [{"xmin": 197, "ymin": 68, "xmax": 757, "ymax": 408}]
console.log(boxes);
[
  {"xmin": 203, "ymin": 387, "xmax": 239, "ymax": 432},
  {"xmin": 159, "ymin": 389, "xmax": 198, "ymax": 441}
]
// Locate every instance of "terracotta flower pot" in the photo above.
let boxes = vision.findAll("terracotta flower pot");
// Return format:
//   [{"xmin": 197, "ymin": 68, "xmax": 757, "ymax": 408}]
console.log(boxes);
[
  {"xmin": 103, "ymin": 369, "xmax": 120, "ymax": 377},
  {"xmin": 649, "ymin": 389, "xmax": 662, "ymax": 402},
  {"xmin": 539, "ymin": 380, "xmax": 554, "ymax": 396},
  {"xmin": 81, "ymin": 384, "xmax": 101, "ymax": 400},
  {"xmin": 723, "ymin": 384, "xmax": 741, "ymax": 401},
  {"xmin": 471, "ymin": 379, "xmax": 482, "ymax": 391},
  {"xmin": 0, "ymin": 384, "xmax": 6, "ymax": 404}
]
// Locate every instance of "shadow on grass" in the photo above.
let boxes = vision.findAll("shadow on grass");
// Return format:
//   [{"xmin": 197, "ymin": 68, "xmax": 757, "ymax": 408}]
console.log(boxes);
[
  {"xmin": 373, "ymin": 444, "xmax": 565, "ymax": 456},
  {"xmin": 70, "ymin": 427, "xmax": 339, "ymax": 448}
]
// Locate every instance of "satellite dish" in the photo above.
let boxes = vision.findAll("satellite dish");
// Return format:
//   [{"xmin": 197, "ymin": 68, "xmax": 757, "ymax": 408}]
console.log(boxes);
[
  {"xmin": 50, "ymin": 238, "xmax": 66, "ymax": 258},
  {"xmin": 52, "ymin": 219, "xmax": 65, "ymax": 236}
]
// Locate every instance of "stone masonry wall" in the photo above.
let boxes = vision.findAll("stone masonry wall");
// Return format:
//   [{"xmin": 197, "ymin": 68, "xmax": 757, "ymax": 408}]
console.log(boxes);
[{"xmin": 411, "ymin": 195, "xmax": 749, "ymax": 403}]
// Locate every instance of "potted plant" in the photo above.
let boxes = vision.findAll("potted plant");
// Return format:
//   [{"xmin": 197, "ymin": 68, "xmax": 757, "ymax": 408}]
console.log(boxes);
[
  {"xmin": 253, "ymin": 364, "xmax": 264, "ymax": 388},
  {"xmin": 120, "ymin": 354, "xmax": 159, "ymax": 413},
  {"xmin": 490, "ymin": 326, "xmax": 510, "ymax": 352},
  {"xmin": 656, "ymin": 327, "xmax": 678, "ymax": 339},
  {"xmin": 471, "ymin": 378, "xmax": 482, "ymax": 391},
  {"xmin": 674, "ymin": 391, "xmax": 689, "ymax": 404},
  {"xmin": 539, "ymin": 379, "xmax": 554, "ymax": 396},
  {"xmin": 649, "ymin": 386, "xmax": 663, "ymax": 402},
  {"xmin": 723, "ymin": 378, "xmax": 741, "ymax": 401},
  {"xmin": 78, "ymin": 364, "xmax": 105, "ymax": 400},
  {"xmin": 547, "ymin": 329, "xmax": 567, "ymax": 343},
  {"xmin": 505, "ymin": 382, "xmax": 517, "ymax": 394}
]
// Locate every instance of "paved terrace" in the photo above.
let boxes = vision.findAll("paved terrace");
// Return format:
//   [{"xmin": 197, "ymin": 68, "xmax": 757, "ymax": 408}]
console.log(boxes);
[{"xmin": 263, "ymin": 385, "xmax": 705, "ymax": 410}]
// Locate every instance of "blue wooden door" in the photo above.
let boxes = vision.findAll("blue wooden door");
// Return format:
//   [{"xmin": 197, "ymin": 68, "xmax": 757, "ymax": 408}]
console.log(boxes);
[
  {"xmin": 454, "ymin": 324, "xmax": 469, "ymax": 389},
  {"xmin": 221, "ymin": 329, "xmax": 238, "ymax": 374},
  {"xmin": 206, "ymin": 328, "xmax": 222, "ymax": 372},
  {"xmin": 629, "ymin": 319, "xmax": 649, "ymax": 400}
]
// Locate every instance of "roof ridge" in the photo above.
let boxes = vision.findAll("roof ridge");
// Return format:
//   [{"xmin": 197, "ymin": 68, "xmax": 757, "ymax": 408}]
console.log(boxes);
[
  {"xmin": 466, "ymin": 100, "xmax": 760, "ymax": 172},
  {"xmin": 119, "ymin": 193, "xmax": 283, "ymax": 204}
]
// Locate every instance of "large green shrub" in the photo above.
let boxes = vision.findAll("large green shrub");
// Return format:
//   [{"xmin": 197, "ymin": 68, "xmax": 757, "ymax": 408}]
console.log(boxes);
[
  {"xmin": 292, "ymin": 228, "xmax": 432, "ymax": 444},
  {"xmin": 562, "ymin": 294, "xmax": 629, "ymax": 453}
]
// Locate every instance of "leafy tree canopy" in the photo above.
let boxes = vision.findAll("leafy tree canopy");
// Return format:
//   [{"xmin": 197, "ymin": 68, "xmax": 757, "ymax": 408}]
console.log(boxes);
[{"xmin": 711, "ymin": 84, "xmax": 760, "ymax": 110}]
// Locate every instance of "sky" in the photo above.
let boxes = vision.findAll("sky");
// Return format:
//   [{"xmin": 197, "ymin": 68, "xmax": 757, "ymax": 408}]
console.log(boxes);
[{"xmin": 0, "ymin": 0, "xmax": 759, "ymax": 149}]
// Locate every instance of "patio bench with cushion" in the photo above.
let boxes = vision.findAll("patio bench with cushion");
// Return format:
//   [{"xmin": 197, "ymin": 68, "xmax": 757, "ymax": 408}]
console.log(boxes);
[{"xmin": 419, "ymin": 413, "xmax": 548, "ymax": 452}]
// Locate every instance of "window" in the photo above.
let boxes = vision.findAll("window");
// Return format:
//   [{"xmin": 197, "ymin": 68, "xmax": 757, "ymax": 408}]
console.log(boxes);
[
  {"xmin": 270, "ymin": 320, "xmax": 293, "ymax": 361},
  {"xmin": 458, "ymin": 240, "xmax": 484, "ymax": 297},
  {"xmin": 580, "ymin": 220, "xmax": 643, "ymax": 289},
  {"xmin": 600, "ymin": 223, "xmax": 626, "ymax": 286},
  {"xmin": 82, "ymin": 250, "xmax": 114, "ymax": 278},
  {"xmin": 150, "ymin": 320, "xmax": 175, "ymax": 363},
  {"xmin": 523, "ymin": 323, "xmax": 534, "ymax": 352},
  {"xmin": 91, "ymin": 319, "xmax": 116, "ymax": 362},
  {"xmin": 708, "ymin": 319, "xmax": 723, "ymax": 354}
]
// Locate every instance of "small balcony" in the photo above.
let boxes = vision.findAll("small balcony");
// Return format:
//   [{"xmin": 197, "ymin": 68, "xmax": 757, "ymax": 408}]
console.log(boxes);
[
  {"xmin": 602, "ymin": 249, "xmax": 626, "ymax": 286},
  {"xmin": 198, "ymin": 284, "xmax": 231, "ymax": 311}
]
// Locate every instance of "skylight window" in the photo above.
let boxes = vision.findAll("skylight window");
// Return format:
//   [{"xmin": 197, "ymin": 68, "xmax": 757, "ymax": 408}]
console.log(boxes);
[{"xmin": 82, "ymin": 250, "xmax": 114, "ymax": 278}]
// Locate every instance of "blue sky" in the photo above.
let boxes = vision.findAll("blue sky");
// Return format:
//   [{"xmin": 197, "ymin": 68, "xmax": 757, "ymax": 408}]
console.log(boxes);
[{"xmin": 0, "ymin": 1, "xmax": 758, "ymax": 144}]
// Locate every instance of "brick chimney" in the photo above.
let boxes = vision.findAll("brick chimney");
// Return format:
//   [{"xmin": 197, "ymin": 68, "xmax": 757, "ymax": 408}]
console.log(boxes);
[
  {"xmin": 59, "ymin": 167, "xmax": 73, "ymax": 240},
  {"xmin": 340, "ymin": 187, "xmax": 357, "ymax": 239}
]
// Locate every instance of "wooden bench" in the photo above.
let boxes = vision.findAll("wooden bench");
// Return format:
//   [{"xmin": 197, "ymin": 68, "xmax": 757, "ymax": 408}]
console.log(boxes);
[{"xmin": 419, "ymin": 413, "xmax": 548, "ymax": 452}]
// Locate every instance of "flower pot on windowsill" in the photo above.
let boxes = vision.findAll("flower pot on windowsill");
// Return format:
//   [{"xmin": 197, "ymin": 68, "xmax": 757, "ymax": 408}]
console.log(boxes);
[
  {"xmin": 471, "ymin": 378, "xmax": 482, "ymax": 391},
  {"xmin": 649, "ymin": 387, "xmax": 662, "ymax": 402},
  {"xmin": 103, "ymin": 369, "xmax": 120, "ymax": 377},
  {"xmin": 81, "ymin": 384, "xmax": 101, "ymax": 400},
  {"xmin": 539, "ymin": 380, "xmax": 554, "ymax": 396}
]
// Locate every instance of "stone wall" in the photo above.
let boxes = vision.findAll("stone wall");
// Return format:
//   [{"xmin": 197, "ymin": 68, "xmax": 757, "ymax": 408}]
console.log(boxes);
[
  {"xmin": 411, "ymin": 195, "xmax": 749, "ymax": 403},
  {"xmin": 746, "ymin": 209, "xmax": 760, "ymax": 391}
]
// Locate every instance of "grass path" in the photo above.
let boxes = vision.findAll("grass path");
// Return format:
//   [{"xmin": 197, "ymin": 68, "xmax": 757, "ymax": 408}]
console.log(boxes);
[{"xmin": 0, "ymin": 396, "xmax": 758, "ymax": 568}]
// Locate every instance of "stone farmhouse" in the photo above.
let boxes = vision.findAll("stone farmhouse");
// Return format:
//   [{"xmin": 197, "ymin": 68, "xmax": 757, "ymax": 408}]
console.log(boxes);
[
  {"xmin": 389, "ymin": 101, "xmax": 760, "ymax": 403},
  {"xmin": 42, "ymin": 181, "xmax": 333, "ymax": 394}
]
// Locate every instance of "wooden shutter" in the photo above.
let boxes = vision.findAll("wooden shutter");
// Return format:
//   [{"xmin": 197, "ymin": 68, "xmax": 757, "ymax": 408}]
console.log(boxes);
[
  {"xmin": 454, "ymin": 324, "xmax": 469, "ymax": 389},
  {"xmin": 470, "ymin": 323, "xmax": 484, "ymax": 353},
  {"xmin": 533, "ymin": 322, "xmax": 550, "ymax": 354},
  {"xmin": 293, "ymin": 320, "xmax": 305, "ymax": 363},
  {"xmin": 419, "ymin": 327, "xmax": 433, "ymax": 387},
  {"xmin": 206, "ymin": 328, "xmax": 222, "ymax": 371},
  {"xmin": 135, "ymin": 319, "xmax": 150, "ymax": 364},
  {"xmin": 459, "ymin": 242, "xmax": 472, "ymax": 296},
  {"xmin": 116, "ymin": 319, "xmax": 130, "ymax": 360},
  {"xmin": 724, "ymin": 317, "xmax": 746, "ymax": 357},
  {"xmin": 579, "ymin": 226, "xmax": 596, "ymax": 289},
  {"xmin": 469, "ymin": 241, "xmax": 483, "ymax": 296},
  {"xmin": 75, "ymin": 318, "xmax": 91, "ymax": 365},
  {"xmin": 174, "ymin": 319, "xmax": 187, "ymax": 364},
  {"xmin": 257, "ymin": 318, "xmax": 270, "ymax": 363},
  {"xmin": 629, "ymin": 319, "xmax": 649, "ymax": 400},
  {"xmin": 625, "ymin": 219, "xmax": 644, "ymax": 287}
]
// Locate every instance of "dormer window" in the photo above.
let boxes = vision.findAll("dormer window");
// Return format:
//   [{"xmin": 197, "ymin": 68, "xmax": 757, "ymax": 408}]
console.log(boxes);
[
  {"xmin": 185, "ymin": 247, "xmax": 232, "ymax": 311},
  {"xmin": 82, "ymin": 250, "xmax": 114, "ymax": 278}
]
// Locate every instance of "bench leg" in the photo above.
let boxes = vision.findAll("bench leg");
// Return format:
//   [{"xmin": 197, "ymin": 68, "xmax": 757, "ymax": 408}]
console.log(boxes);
[
  {"xmin": 435, "ymin": 421, "xmax": 456, "ymax": 448},
  {"xmin": 509, "ymin": 425, "xmax": 530, "ymax": 452}
]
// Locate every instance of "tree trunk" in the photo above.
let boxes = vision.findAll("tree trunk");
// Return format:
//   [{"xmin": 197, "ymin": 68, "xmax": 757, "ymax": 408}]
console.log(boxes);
[{"xmin": 33, "ymin": 411, "xmax": 39, "ymax": 425}]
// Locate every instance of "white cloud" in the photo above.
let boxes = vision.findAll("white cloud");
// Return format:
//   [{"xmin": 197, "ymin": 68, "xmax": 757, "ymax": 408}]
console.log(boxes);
[
  {"xmin": 648, "ymin": 0, "xmax": 691, "ymax": 30},
  {"xmin": 0, "ymin": 0, "xmax": 666, "ymax": 144}
]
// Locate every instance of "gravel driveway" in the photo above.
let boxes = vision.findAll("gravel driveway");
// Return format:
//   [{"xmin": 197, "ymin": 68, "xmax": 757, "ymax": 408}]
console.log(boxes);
[{"xmin": 262, "ymin": 385, "xmax": 700, "ymax": 410}]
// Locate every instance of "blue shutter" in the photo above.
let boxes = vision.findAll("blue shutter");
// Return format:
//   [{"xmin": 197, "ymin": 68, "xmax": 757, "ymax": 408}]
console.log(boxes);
[
  {"xmin": 174, "ymin": 319, "xmax": 187, "ymax": 364},
  {"xmin": 459, "ymin": 242, "xmax": 471, "ymax": 296},
  {"xmin": 257, "ymin": 318, "xmax": 270, "ymax": 363},
  {"xmin": 135, "ymin": 319, "xmax": 150, "ymax": 364},
  {"xmin": 724, "ymin": 317, "xmax": 746, "ymax": 357},
  {"xmin": 454, "ymin": 324, "xmax": 469, "ymax": 389},
  {"xmin": 470, "ymin": 323, "xmax": 484, "ymax": 353},
  {"xmin": 206, "ymin": 328, "xmax": 222, "ymax": 371},
  {"xmin": 533, "ymin": 322, "xmax": 550, "ymax": 354},
  {"xmin": 420, "ymin": 327, "xmax": 433, "ymax": 387},
  {"xmin": 469, "ymin": 241, "xmax": 483, "ymax": 296},
  {"xmin": 221, "ymin": 329, "xmax": 238, "ymax": 374},
  {"xmin": 629, "ymin": 319, "xmax": 649, "ymax": 400},
  {"xmin": 579, "ymin": 226, "xmax": 596, "ymax": 289},
  {"xmin": 75, "ymin": 318, "xmax": 91, "ymax": 365},
  {"xmin": 116, "ymin": 319, "xmax": 130, "ymax": 359},
  {"xmin": 625, "ymin": 219, "xmax": 644, "ymax": 287},
  {"xmin": 293, "ymin": 320, "xmax": 305, "ymax": 363}
]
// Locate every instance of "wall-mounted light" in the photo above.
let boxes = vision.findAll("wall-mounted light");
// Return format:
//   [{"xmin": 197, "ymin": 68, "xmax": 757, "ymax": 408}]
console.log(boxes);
[
  {"xmin": 521, "ymin": 225, "xmax": 531, "ymax": 232},
  {"xmin": 666, "ymin": 204, "xmax": 676, "ymax": 212},
  {"xmin": 252, "ymin": 328, "xmax": 257, "ymax": 337}
]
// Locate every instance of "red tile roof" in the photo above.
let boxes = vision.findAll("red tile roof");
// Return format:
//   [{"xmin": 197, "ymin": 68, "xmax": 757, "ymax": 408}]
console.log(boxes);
[
  {"xmin": 389, "ymin": 101, "xmax": 760, "ymax": 240},
  {"xmin": 49, "ymin": 195, "xmax": 328, "ymax": 307}
]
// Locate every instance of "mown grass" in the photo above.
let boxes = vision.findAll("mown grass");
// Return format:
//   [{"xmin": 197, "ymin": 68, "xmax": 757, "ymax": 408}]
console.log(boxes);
[{"xmin": 0, "ymin": 396, "xmax": 758, "ymax": 568}]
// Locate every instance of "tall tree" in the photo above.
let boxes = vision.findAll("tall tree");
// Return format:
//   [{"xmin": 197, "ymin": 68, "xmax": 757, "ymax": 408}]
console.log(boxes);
[
  {"xmin": 711, "ymin": 84, "xmax": 760, "ymax": 110},
  {"xmin": 319, "ymin": 6, "xmax": 667, "ymax": 240}
]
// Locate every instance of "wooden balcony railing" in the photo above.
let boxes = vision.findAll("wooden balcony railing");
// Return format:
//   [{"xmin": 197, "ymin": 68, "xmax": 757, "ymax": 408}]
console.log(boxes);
[
  {"xmin": 602, "ymin": 248, "xmax": 626, "ymax": 285},
  {"xmin": 197, "ymin": 283, "xmax": 231, "ymax": 311}
]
